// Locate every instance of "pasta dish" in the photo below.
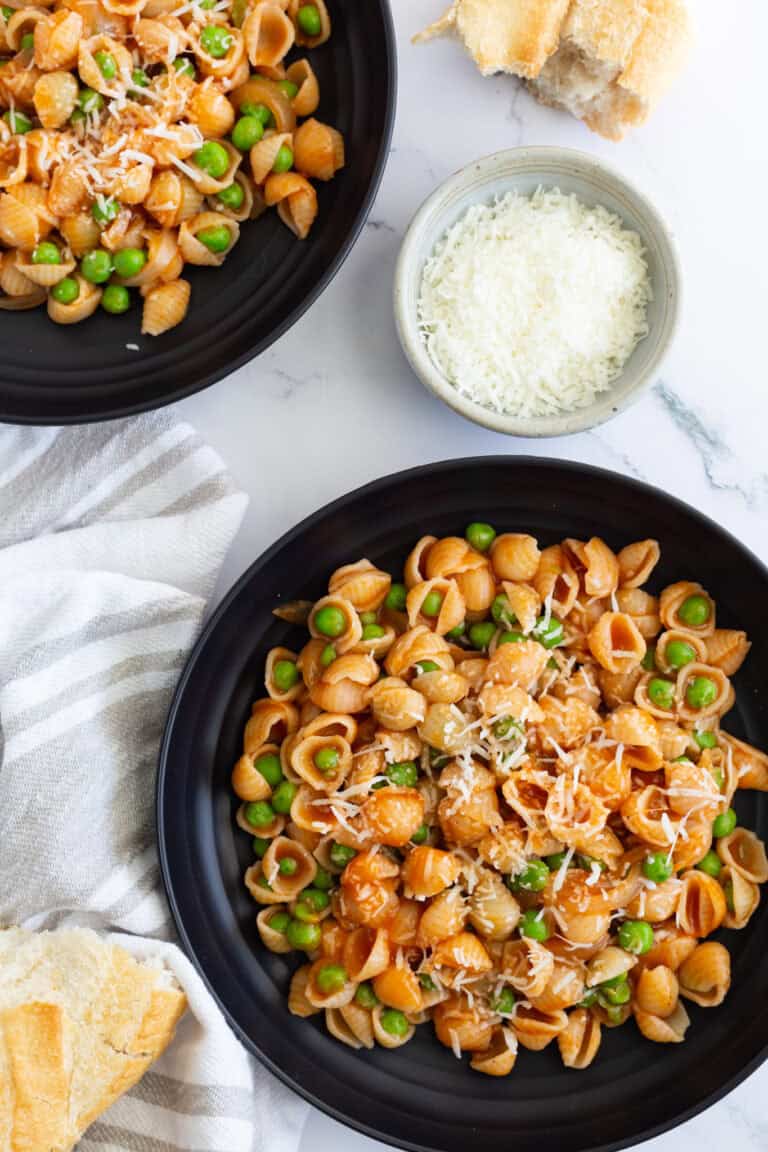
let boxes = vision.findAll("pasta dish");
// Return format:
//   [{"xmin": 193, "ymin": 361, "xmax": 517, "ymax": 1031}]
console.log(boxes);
[
  {"xmin": 232, "ymin": 524, "xmax": 767, "ymax": 1073},
  {"xmin": 0, "ymin": 0, "xmax": 343, "ymax": 333}
]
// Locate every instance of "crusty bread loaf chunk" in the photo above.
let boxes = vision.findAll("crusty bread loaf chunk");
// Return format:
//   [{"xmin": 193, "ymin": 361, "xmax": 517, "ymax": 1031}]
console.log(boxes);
[
  {"xmin": 0, "ymin": 927, "xmax": 187, "ymax": 1152},
  {"xmin": 417, "ymin": 0, "xmax": 690, "ymax": 140}
]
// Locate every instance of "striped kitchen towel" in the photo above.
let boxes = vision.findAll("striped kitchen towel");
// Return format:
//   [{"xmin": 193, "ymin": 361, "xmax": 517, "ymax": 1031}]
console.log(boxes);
[{"xmin": 0, "ymin": 417, "xmax": 309, "ymax": 1152}]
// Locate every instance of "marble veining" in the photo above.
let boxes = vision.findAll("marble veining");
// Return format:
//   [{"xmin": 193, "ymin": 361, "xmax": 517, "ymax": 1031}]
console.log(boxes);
[{"xmin": 174, "ymin": 0, "xmax": 768, "ymax": 1148}]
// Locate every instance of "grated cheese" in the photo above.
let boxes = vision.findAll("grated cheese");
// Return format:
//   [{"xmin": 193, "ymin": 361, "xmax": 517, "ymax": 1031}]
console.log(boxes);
[{"xmin": 418, "ymin": 187, "xmax": 652, "ymax": 419}]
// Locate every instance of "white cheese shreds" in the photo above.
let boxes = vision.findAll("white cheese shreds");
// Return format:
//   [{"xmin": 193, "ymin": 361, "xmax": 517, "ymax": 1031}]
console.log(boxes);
[{"xmin": 417, "ymin": 187, "xmax": 652, "ymax": 418}]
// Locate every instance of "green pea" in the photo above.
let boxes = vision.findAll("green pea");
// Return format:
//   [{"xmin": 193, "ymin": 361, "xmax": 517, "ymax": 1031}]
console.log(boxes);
[
  {"xmin": 296, "ymin": 3, "xmax": 321, "ymax": 36},
  {"xmin": 314, "ymin": 963, "xmax": 347, "ymax": 994},
  {"xmin": 468, "ymin": 621, "xmax": 495, "ymax": 651},
  {"xmin": 724, "ymin": 880, "xmax": 735, "ymax": 914},
  {"xmin": 678, "ymin": 594, "xmax": 711, "ymax": 628},
  {"xmin": 94, "ymin": 50, "xmax": 117, "ymax": 79},
  {"xmin": 445, "ymin": 621, "xmax": 466, "ymax": 641},
  {"xmin": 665, "ymin": 640, "xmax": 697, "ymax": 669},
  {"xmin": 576, "ymin": 854, "xmax": 606, "ymax": 873},
  {"xmin": 199, "ymin": 0, "xmax": 216, "ymax": 8},
  {"xmin": 252, "ymin": 836, "xmax": 269, "ymax": 857},
  {"xmin": 497, "ymin": 630, "xmax": 525, "ymax": 646},
  {"xmin": 359, "ymin": 611, "xmax": 377, "ymax": 625},
  {"xmin": 545, "ymin": 852, "xmax": 574, "ymax": 872},
  {"xmin": 421, "ymin": 590, "xmax": 443, "ymax": 618},
  {"xmin": 131, "ymin": 67, "xmax": 149, "ymax": 88},
  {"xmin": 491, "ymin": 594, "xmax": 516, "ymax": 626},
  {"xmin": 694, "ymin": 730, "xmax": 718, "ymax": 750},
  {"xmin": 534, "ymin": 616, "xmax": 564, "ymax": 649},
  {"xmin": 20, "ymin": 31, "xmax": 33, "ymax": 50},
  {"xmin": 379, "ymin": 1008, "xmax": 408, "ymax": 1037},
  {"xmin": 492, "ymin": 987, "xmax": 516, "ymax": 1014},
  {"xmin": 600, "ymin": 980, "xmax": 631, "ymax": 1007},
  {"xmin": 418, "ymin": 972, "xmax": 435, "ymax": 991},
  {"xmin": 273, "ymin": 659, "xmax": 299, "ymax": 692},
  {"xmin": 80, "ymin": 249, "xmax": 113, "ymax": 284},
  {"xmin": 196, "ymin": 224, "xmax": 231, "ymax": 253},
  {"xmin": 386, "ymin": 761, "xmax": 418, "ymax": 788},
  {"xmin": 329, "ymin": 842, "xmax": 356, "ymax": 869},
  {"xmin": 514, "ymin": 860, "xmax": 549, "ymax": 893},
  {"xmin": 271, "ymin": 779, "xmax": 297, "ymax": 814},
  {"xmin": 600, "ymin": 974, "xmax": 628, "ymax": 991},
  {"xmin": 385, "ymin": 583, "xmax": 407, "ymax": 612},
  {"xmin": 355, "ymin": 981, "xmax": 378, "ymax": 1008},
  {"xmin": 31, "ymin": 241, "xmax": 61, "ymax": 265},
  {"xmin": 713, "ymin": 807, "xmax": 737, "ymax": 839},
  {"xmin": 642, "ymin": 851, "xmax": 673, "ymax": 883},
  {"xmin": 314, "ymin": 605, "xmax": 346, "ymax": 637},
  {"xmin": 200, "ymin": 23, "xmax": 232, "ymax": 56},
  {"xmin": 617, "ymin": 920, "xmax": 654, "ymax": 955},
  {"xmin": 579, "ymin": 989, "xmax": 598, "ymax": 1008},
  {"xmin": 493, "ymin": 716, "xmax": 521, "ymax": 740},
  {"xmin": 285, "ymin": 919, "xmax": 321, "ymax": 950},
  {"xmin": 647, "ymin": 677, "xmax": 675, "ymax": 711},
  {"xmin": 101, "ymin": 284, "xmax": 130, "ymax": 315},
  {"xmin": 50, "ymin": 276, "xmax": 79, "ymax": 305},
  {"xmin": 240, "ymin": 100, "xmax": 273, "ymax": 126},
  {"xmin": 603, "ymin": 1003, "xmax": 628, "ymax": 1026},
  {"xmin": 465, "ymin": 522, "xmax": 496, "ymax": 552},
  {"xmin": 519, "ymin": 909, "xmax": 550, "ymax": 942},
  {"xmin": 696, "ymin": 850, "xmax": 722, "ymax": 878},
  {"xmin": 428, "ymin": 746, "xmax": 449, "ymax": 767},
  {"xmin": 685, "ymin": 676, "xmax": 717, "ymax": 710},
  {"xmin": 112, "ymin": 247, "xmax": 146, "ymax": 278},
  {"xmin": 313, "ymin": 867, "xmax": 333, "ymax": 891},
  {"xmin": 1, "ymin": 8, "xmax": 12, "ymax": 21},
  {"xmin": 78, "ymin": 87, "xmax": 104, "ymax": 114},
  {"xmin": 641, "ymin": 646, "xmax": 657, "ymax": 672},
  {"xmin": 254, "ymin": 753, "xmax": 283, "ymax": 787},
  {"xmin": 92, "ymin": 196, "xmax": 120, "ymax": 226},
  {"xmin": 299, "ymin": 887, "xmax": 329, "ymax": 913},
  {"xmin": 711, "ymin": 767, "xmax": 725, "ymax": 792},
  {"xmin": 216, "ymin": 181, "xmax": 245, "ymax": 211},
  {"xmin": 193, "ymin": 139, "xmax": 230, "ymax": 178},
  {"xmin": 410, "ymin": 823, "xmax": 429, "ymax": 845},
  {"xmin": 231, "ymin": 114, "xmax": 263, "ymax": 151},
  {"xmin": 172, "ymin": 56, "xmax": 196, "ymax": 78},
  {"xmin": 270, "ymin": 143, "xmax": 292, "ymax": 173},
  {"xmin": 320, "ymin": 643, "xmax": 336, "ymax": 667},
  {"xmin": 279, "ymin": 857, "xmax": 298, "ymax": 875},
  {"xmin": 314, "ymin": 746, "xmax": 339, "ymax": 774},
  {"xmin": 277, "ymin": 78, "xmax": 299, "ymax": 99},
  {"xmin": 244, "ymin": 800, "xmax": 274, "ymax": 828},
  {"xmin": 268, "ymin": 910, "xmax": 291, "ymax": 934},
  {"xmin": 2, "ymin": 109, "xmax": 31, "ymax": 133},
  {"xmin": 362, "ymin": 623, "xmax": 385, "ymax": 640}
]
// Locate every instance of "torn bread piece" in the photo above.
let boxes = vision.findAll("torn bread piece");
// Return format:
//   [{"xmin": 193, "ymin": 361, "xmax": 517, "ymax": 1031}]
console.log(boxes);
[
  {"xmin": 417, "ymin": 0, "xmax": 690, "ymax": 140},
  {"xmin": 416, "ymin": 0, "xmax": 571, "ymax": 78},
  {"xmin": 0, "ymin": 927, "xmax": 187, "ymax": 1152}
]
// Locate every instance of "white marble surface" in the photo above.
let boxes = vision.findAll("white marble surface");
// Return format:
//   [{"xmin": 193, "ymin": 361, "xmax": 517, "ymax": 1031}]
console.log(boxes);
[{"xmin": 173, "ymin": 0, "xmax": 768, "ymax": 1148}]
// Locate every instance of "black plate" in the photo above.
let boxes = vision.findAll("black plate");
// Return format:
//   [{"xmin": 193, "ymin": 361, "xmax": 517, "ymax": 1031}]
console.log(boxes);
[
  {"xmin": 158, "ymin": 458, "xmax": 768, "ymax": 1152},
  {"xmin": 0, "ymin": 0, "xmax": 395, "ymax": 425}
]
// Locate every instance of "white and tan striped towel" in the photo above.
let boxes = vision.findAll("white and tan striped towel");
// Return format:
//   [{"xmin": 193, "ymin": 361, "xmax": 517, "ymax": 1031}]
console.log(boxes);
[{"xmin": 0, "ymin": 416, "xmax": 309, "ymax": 1152}]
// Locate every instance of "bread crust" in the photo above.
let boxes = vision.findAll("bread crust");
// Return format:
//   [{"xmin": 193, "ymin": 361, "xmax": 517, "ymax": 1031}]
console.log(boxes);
[
  {"xmin": 418, "ymin": 0, "xmax": 570, "ymax": 78},
  {"xmin": 0, "ymin": 929, "xmax": 187, "ymax": 1152}
]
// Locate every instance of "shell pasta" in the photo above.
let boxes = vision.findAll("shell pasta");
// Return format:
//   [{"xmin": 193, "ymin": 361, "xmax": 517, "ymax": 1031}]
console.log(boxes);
[
  {"xmin": 0, "ymin": 0, "xmax": 343, "ymax": 333},
  {"xmin": 233, "ymin": 526, "xmax": 766, "ymax": 1073}
]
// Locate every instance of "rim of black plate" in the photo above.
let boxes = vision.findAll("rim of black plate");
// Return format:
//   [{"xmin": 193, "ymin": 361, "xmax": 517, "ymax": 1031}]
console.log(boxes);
[{"xmin": 157, "ymin": 456, "xmax": 768, "ymax": 1152}]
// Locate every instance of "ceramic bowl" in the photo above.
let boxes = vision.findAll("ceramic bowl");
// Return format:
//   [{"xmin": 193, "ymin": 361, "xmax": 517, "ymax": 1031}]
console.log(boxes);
[{"xmin": 394, "ymin": 147, "xmax": 681, "ymax": 437}]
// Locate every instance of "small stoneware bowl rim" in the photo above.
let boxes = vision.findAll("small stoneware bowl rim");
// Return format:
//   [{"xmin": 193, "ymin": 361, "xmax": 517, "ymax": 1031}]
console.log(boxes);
[{"xmin": 393, "ymin": 145, "xmax": 682, "ymax": 438}]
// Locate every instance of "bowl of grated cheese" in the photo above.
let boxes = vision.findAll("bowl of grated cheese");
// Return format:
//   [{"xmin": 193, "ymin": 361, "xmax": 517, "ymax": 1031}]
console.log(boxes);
[{"xmin": 394, "ymin": 147, "xmax": 681, "ymax": 437}]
